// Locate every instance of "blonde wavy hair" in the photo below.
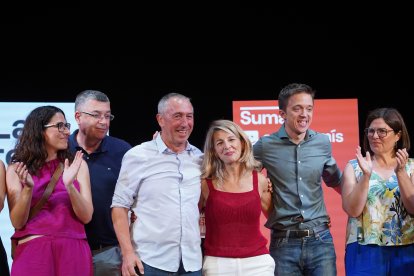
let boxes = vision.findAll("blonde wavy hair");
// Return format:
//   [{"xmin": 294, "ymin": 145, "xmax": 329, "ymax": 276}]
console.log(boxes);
[{"xmin": 201, "ymin": 119, "xmax": 262, "ymax": 181}]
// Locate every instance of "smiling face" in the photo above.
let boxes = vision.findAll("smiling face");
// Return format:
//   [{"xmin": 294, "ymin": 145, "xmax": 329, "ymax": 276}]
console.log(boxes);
[
  {"xmin": 76, "ymin": 99, "xmax": 111, "ymax": 141},
  {"xmin": 43, "ymin": 112, "xmax": 70, "ymax": 158},
  {"xmin": 213, "ymin": 129, "xmax": 242, "ymax": 165},
  {"xmin": 367, "ymin": 118, "xmax": 401, "ymax": 155},
  {"xmin": 279, "ymin": 92, "xmax": 314, "ymax": 143},
  {"xmin": 157, "ymin": 97, "xmax": 194, "ymax": 153}
]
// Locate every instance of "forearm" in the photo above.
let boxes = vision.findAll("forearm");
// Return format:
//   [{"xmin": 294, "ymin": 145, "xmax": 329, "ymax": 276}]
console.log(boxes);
[
  {"xmin": 342, "ymin": 175, "xmax": 370, "ymax": 217},
  {"xmin": 112, "ymin": 207, "xmax": 135, "ymax": 255},
  {"xmin": 11, "ymin": 186, "xmax": 33, "ymax": 229},
  {"xmin": 66, "ymin": 184, "xmax": 93, "ymax": 223}
]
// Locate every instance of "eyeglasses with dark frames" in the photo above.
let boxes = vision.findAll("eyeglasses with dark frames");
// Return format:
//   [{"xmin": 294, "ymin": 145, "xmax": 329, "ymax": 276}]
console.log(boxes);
[
  {"xmin": 364, "ymin": 127, "xmax": 394, "ymax": 138},
  {"xmin": 44, "ymin": 122, "xmax": 71, "ymax": 133},
  {"xmin": 80, "ymin": 111, "xmax": 115, "ymax": 121}
]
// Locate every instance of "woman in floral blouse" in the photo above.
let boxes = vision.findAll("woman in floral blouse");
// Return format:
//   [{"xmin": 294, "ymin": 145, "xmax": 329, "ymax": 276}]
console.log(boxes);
[{"xmin": 341, "ymin": 107, "xmax": 414, "ymax": 275}]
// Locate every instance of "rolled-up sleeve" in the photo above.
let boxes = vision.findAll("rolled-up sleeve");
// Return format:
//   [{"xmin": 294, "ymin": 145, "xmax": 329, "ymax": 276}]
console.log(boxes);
[
  {"xmin": 322, "ymin": 142, "xmax": 342, "ymax": 188},
  {"xmin": 111, "ymin": 147, "xmax": 143, "ymax": 209}
]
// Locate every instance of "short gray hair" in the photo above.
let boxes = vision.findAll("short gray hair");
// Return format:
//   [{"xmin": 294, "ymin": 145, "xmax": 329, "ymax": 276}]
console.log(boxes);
[
  {"xmin": 157, "ymin": 93, "xmax": 191, "ymax": 114},
  {"xmin": 75, "ymin": 90, "xmax": 110, "ymax": 111}
]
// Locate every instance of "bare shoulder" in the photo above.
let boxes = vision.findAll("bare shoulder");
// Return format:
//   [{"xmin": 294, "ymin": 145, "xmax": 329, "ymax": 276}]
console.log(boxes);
[{"xmin": 343, "ymin": 161, "xmax": 355, "ymax": 174}]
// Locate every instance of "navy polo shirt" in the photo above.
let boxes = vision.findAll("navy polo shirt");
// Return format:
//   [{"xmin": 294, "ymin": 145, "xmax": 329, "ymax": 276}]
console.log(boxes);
[{"xmin": 69, "ymin": 130, "xmax": 132, "ymax": 248}]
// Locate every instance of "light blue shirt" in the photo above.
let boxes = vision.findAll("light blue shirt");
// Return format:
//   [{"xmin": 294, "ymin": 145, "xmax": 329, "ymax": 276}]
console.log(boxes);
[{"xmin": 111, "ymin": 134, "xmax": 203, "ymax": 272}]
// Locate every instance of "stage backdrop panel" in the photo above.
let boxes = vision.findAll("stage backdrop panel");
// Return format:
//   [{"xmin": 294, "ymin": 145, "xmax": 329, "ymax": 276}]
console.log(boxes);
[{"xmin": 233, "ymin": 99, "xmax": 359, "ymax": 276}]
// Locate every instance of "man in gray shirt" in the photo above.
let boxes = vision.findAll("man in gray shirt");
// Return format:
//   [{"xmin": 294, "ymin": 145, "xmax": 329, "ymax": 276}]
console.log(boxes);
[{"xmin": 253, "ymin": 83, "xmax": 341, "ymax": 276}]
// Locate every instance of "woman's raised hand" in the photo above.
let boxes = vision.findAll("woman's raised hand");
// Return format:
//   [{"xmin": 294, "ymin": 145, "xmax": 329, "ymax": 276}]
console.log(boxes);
[
  {"xmin": 395, "ymin": 148, "xmax": 409, "ymax": 173},
  {"xmin": 63, "ymin": 150, "xmax": 84, "ymax": 187},
  {"xmin": 14, "ymin": 162, "xmax": 34, "ymax": 188},
  {"xmin": 355, "ymin": 146, "xmax": 372, "ymax": 176}
]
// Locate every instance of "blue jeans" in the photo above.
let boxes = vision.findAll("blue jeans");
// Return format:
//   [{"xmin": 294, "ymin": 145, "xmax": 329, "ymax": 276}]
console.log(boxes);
[
  {"xmin": 269, "ymin": 228, "xmax": 336, "ymax": 276},
  {"xmin": 142, "ymin": 261, "xmax": 201, "ymax": 276},
  {"xmin": 92, "ymin": 245, "xmax": 122, "ymax": 276}
]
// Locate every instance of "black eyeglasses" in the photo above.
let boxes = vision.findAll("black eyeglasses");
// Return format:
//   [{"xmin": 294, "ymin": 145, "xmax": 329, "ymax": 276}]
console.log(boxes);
[
  {"xmin": 44, "ymin": 122, "xmax": 71, "ymax": 132},
  {"xmin": 80, "ymin": 111, "xmax": 115, "ymax": 121},
  {"xmin": 364, "ymin": 127, "xmax": 394, "ymax": 138}
]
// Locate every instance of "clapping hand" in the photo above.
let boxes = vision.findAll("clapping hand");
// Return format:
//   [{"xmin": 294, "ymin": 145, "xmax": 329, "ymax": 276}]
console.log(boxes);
[
  {"xmin": 355, "ymin": 146, "xmax": 372, "ymax": 176},
  {"xmin": 63, "ymin": 150, "xmax": 84, "ymax": 187},
  {"xmin": 395, "ymin": 148, "xmax": 409, "ymax": 173},
  {"xmin": 14, "ymin": 162, "xmax": 34, "ymax": 188}
]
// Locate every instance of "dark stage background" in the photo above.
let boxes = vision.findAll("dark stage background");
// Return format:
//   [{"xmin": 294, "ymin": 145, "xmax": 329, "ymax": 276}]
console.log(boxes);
[
  {"xmin": 1, "ymin": 59, "xmax": 412, "ymax": 153},
  {"xmin": 1, "ymin": 4, "xmax": 412, "ymax": 149}
]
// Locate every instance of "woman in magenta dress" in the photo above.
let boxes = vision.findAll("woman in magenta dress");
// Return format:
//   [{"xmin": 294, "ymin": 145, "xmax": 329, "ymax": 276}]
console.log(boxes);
[{"xmin": 6, "ymin": 105, "xmax": 94, "ymax": 276}]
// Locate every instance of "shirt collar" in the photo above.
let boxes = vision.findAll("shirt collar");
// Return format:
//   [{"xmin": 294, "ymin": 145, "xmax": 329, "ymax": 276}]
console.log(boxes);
[
  {"xmin": 277, "ymin": 124, "xmax": 316, "ymax": 141},
  {"xmin": 155, "ymin": 133, "xmax": 194, "ymax": 154},
  {"xmin": 70, "ymin": 129, "xmax": 108, "ymax": 154}
]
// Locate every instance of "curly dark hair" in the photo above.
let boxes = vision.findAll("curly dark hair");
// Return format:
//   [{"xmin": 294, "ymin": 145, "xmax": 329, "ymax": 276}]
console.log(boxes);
[{"xmin": 11, "ymin": 105, "xmax": 73, "ymax": 175}]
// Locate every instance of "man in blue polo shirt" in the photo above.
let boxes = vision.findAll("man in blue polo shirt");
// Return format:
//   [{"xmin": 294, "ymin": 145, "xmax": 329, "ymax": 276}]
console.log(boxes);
[{"xmin": 69, "ymin": 90, "xmax": 132, "ymax": 276}]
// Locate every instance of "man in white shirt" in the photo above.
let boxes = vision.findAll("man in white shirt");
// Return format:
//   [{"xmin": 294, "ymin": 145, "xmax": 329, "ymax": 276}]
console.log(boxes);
[{"xmin": 111, "ymin": 93, "xmax": 203, "ymax": 276}]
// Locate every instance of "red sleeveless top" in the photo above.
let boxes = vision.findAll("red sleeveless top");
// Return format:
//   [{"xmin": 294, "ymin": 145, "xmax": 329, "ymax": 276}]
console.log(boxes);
[{"xmin": 204, "ymin": 170, "xmax": 269, "ymax": 258}]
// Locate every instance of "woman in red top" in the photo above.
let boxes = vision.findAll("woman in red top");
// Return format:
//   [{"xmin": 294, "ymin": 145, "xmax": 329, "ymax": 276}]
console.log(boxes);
[{"xmin": 199, "ymin": 119, "xmax": 275, "ymax": 276}]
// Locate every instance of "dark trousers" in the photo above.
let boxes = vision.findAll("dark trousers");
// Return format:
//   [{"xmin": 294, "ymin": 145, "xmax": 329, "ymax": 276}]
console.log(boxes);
[{"xmin": 0, "ymin": 236, "xmax": 10, "ymax": 276}]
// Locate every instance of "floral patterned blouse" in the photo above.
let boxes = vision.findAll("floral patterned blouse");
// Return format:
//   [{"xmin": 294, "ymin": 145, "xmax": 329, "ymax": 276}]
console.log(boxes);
[{"xmin": 345, "ymin": 158, "xmax": 414, "ymax": 246}]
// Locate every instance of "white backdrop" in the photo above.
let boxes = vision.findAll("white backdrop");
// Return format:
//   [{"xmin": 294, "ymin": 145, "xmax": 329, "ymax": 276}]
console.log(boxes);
[{"xmin": 0, "ymin": 102, "xmax": 76, "ymax": 270}]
